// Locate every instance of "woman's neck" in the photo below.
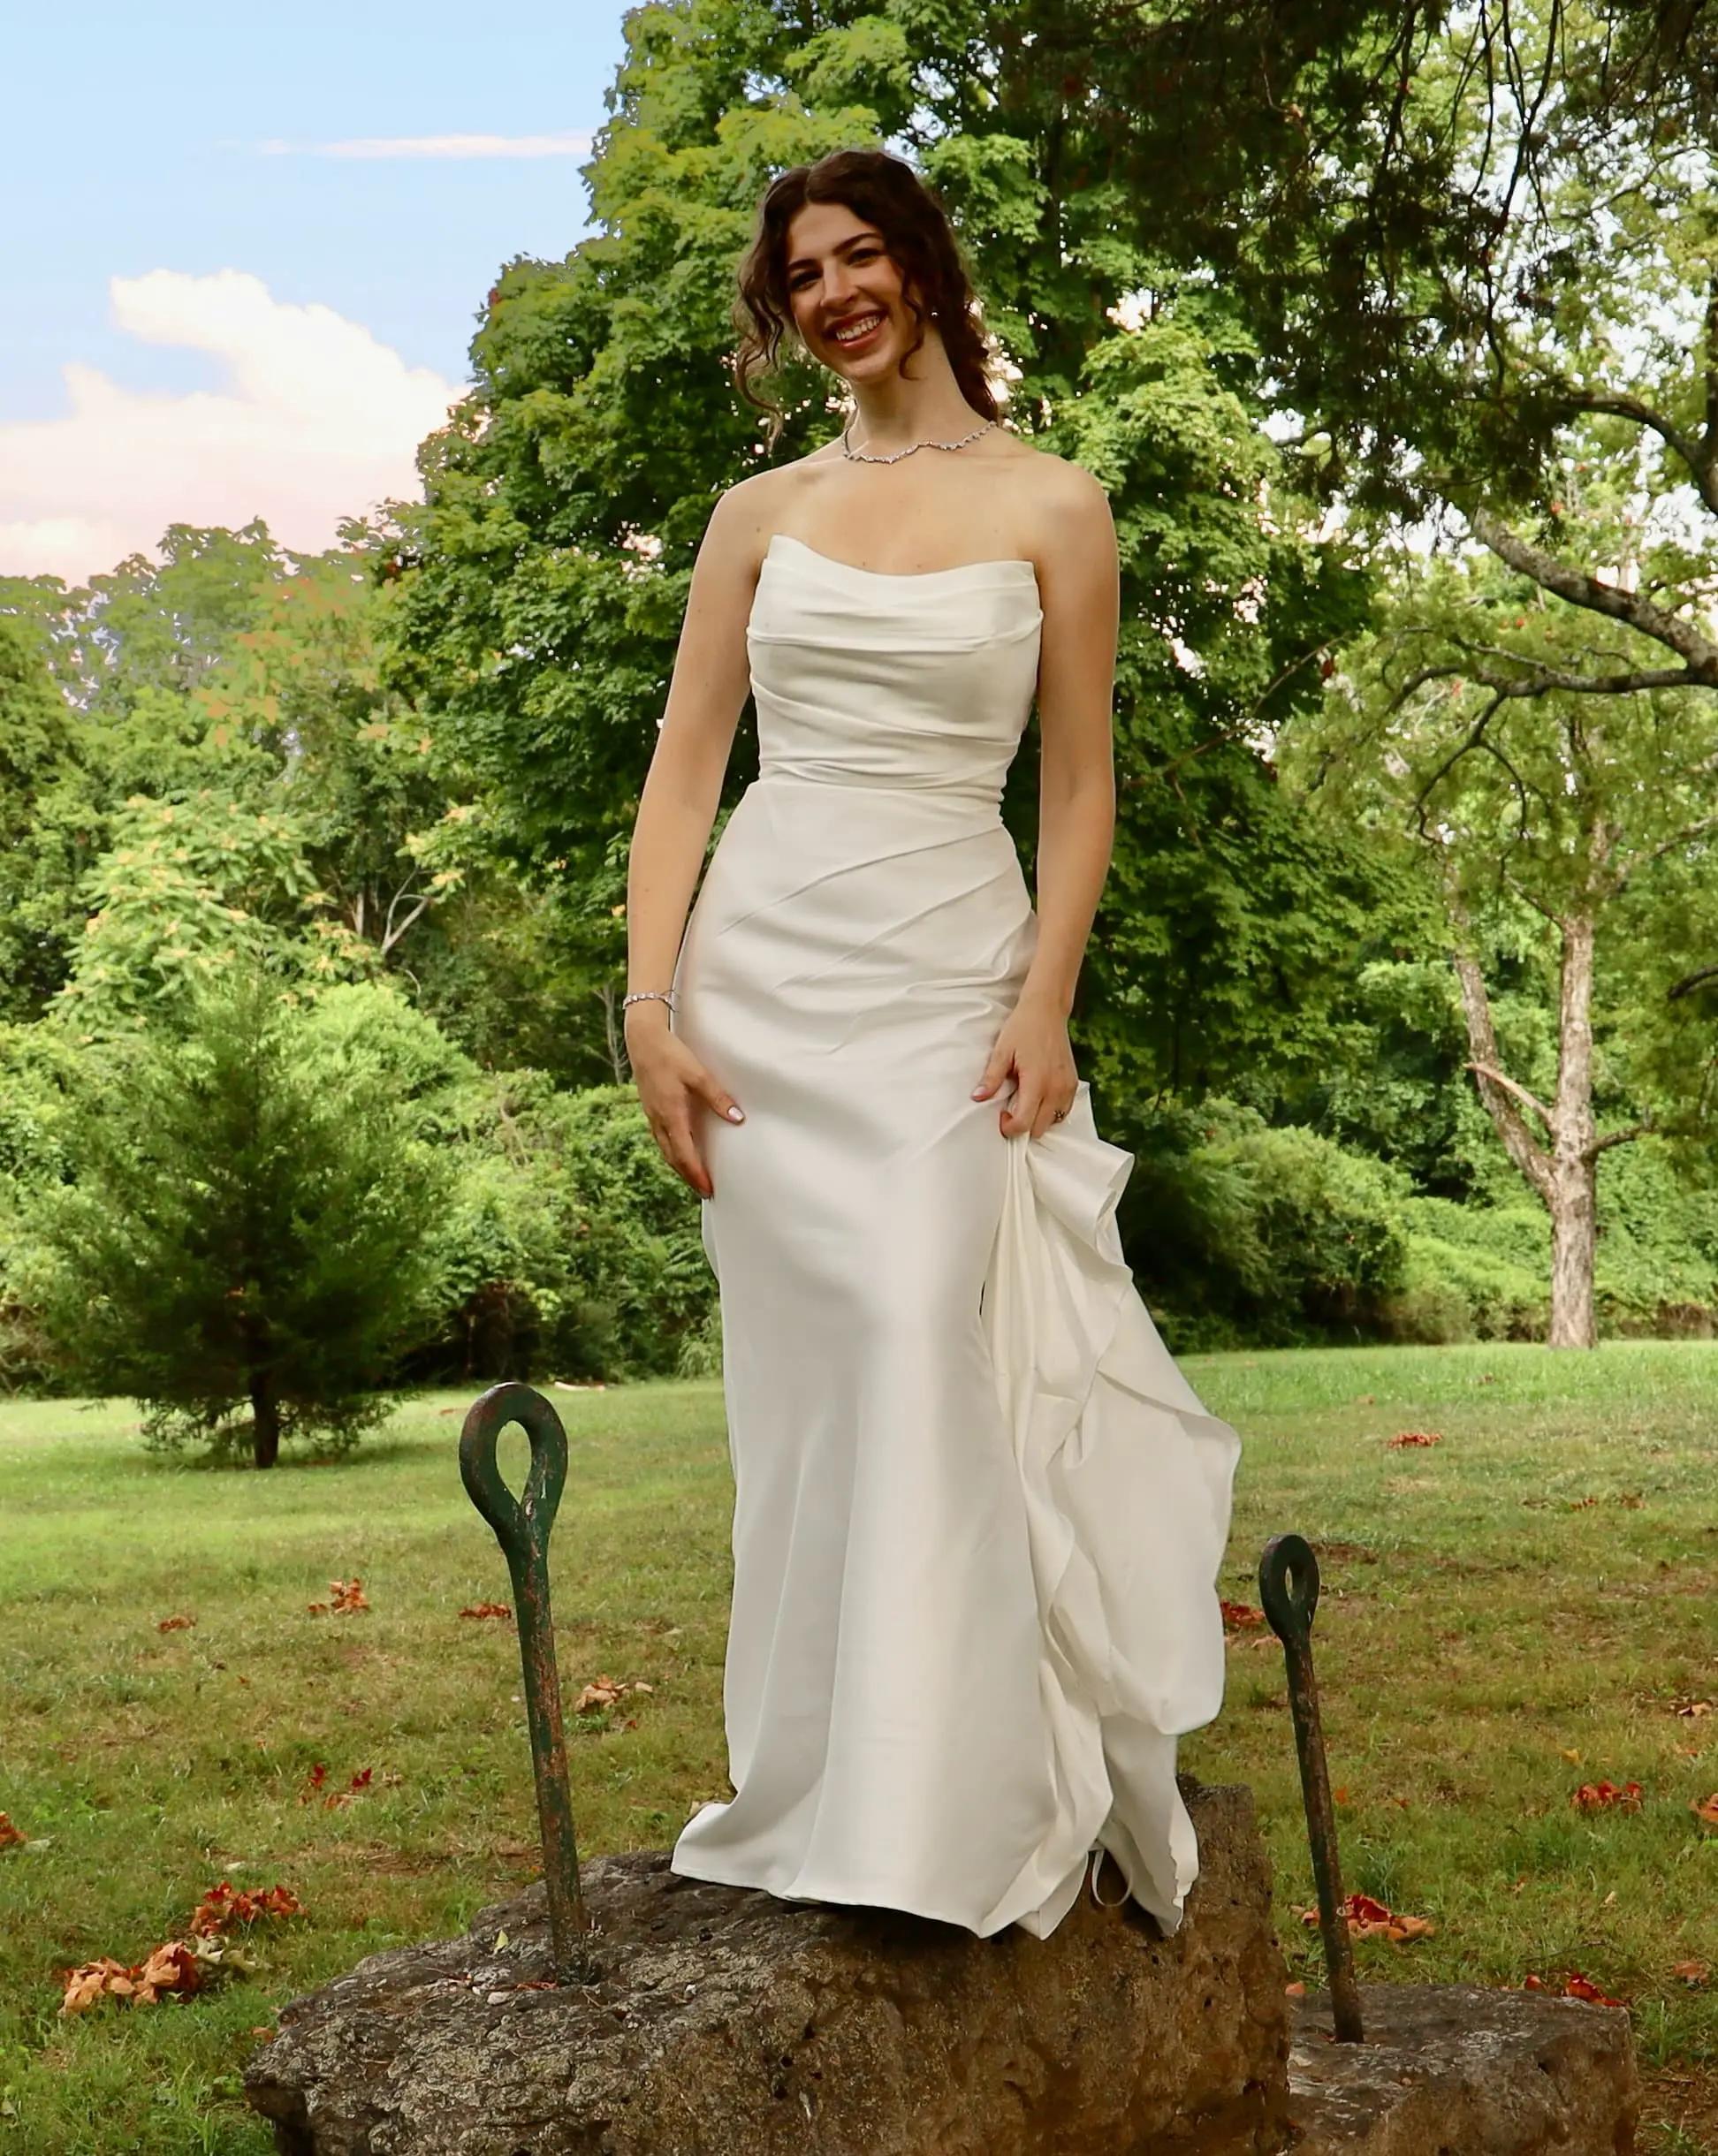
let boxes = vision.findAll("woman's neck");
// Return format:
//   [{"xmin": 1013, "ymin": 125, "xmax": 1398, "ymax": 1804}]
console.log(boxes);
[{"xmin": 844, "ymin": 346, "xmax": 985, "ymax": 455}]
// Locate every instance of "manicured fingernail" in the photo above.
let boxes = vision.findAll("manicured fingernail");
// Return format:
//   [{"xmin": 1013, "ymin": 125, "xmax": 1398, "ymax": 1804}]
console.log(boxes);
[
  {"xmin": 970, "ymin": 1085, "xmax": 985, "ymax": 1097},
  {"xmin": 726, "ymin": 1105, "xmax": 744, "ymax": 1121}
]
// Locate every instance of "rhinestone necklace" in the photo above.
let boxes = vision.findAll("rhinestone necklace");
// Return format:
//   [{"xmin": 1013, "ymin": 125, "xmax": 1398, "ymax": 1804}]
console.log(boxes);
[{"xmin": 840, "ymin": 416, "xmax": 997, "ymax": 464}]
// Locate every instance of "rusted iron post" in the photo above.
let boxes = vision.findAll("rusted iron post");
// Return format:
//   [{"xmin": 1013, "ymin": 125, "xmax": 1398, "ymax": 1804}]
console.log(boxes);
[
  {"xmin": 1258, "ymin": 1532, "xmax": 1364, "ymax": 2042},
  {"xmin": 460, "ymin": 1380, "xmax": 589, "ymax": 1973}
]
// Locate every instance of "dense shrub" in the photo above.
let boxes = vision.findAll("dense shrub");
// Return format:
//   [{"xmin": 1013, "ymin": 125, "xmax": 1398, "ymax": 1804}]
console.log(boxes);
[
  {"xmin": 1387, "ymin": 1197, "xmax": 1548, "ymax": 1341},
  {"xmin": 1593, "ymin": 1137, "xmax": 1718, "ymax": 1336},
  {"xmin": 1122, "ymin": 1096, "xmax": 1411, "ymax": 1349},
  {"xmin": 408, "ymin": 1078, "xmax": 717, "ymax": 1385},
  {"xmin": 0, "ymin": 1021, "xmax": 79, "ymax": 1389}
]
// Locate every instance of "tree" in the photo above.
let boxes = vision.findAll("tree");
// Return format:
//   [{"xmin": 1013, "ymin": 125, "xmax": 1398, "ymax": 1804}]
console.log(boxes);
[
  {"xmin": 1284, "ymin": 528, "xmax": 1718, "ymax": 1347},
  {"xmin": 29, "ymin": 968, "xmax": 452, "ymax": 1464}
]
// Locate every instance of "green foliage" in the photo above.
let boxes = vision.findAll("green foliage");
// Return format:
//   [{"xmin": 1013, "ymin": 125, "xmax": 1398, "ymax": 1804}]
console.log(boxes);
[
  {"xmin": 0, "ymin": 619, "xmax": 96, "ymax": 1021},
  {"xmin": 414, "ymin": 1077, "xmax": 717, "ymax": 1385},
  {"xmin": 0, "ymin": 1022, "xmax": 82, "ymax": 1388},
  {"xmin": 59, "ymin": 791, "xmax": 321, "ymax": 1025},
  {"xmin": 1591, "ymin": 1138, "xmax": 1718, "ymax": 1335},
  {"xmin": 25, "ymin": 970, "xmax": 453, "ymax": 1464},
  {"xmin": 1121, "ymin": 1097, "xmax": 1411, "ymax": 1349},
  {"xmin": 1389, "ymin": 1199, "xmax": 1550, "ymax": 1345}
]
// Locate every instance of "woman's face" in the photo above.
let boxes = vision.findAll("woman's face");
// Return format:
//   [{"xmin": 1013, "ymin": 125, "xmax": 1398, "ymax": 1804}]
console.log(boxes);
[{"xmin": 782, "ymin": 200, "xmax": 915, "ymax": 382}]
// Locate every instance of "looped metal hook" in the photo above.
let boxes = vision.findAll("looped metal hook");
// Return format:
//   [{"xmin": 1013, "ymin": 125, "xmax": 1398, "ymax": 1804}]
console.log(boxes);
[
  {"xmin": 460, "ymin": 1382, "xmax": 589, "ymax": 1975},
  {"xmin": 1257, "ymin": 1530, "xmax": 1362, "ymax": 2043},
  {"xmin": 1258, "ymin": 1530, "xmax": 1320, "ymax": 1645},
  {"xmin": 460, "ymin": 1379, "xmax": 567, "ymax": 1571}
]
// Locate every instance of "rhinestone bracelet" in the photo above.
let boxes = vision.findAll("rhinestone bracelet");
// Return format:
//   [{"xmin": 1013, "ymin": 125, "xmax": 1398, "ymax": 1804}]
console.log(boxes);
[{"xmin": 623, "ymin": 989, "xmax": 678, "ymax": 1013}]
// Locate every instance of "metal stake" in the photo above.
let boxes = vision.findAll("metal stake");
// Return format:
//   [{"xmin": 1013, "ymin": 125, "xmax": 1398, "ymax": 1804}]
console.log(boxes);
[
  {"xmin": 1258, "ymin": 1532, "xmax": 1364, "ymax": 2042},
  {"xmin": 460, "ymin": 1381, "xmax": 589, "ymax": 1974}
]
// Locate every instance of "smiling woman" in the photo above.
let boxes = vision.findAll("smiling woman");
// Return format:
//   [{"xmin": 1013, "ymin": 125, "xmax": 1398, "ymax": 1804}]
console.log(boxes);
[{"xmin": 620, "ymin": 144, "xmax": 1243, "ymax": 1947}]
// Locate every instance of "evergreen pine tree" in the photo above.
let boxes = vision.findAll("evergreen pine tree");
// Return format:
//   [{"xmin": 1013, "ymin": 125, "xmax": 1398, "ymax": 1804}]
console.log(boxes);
[{"xmin": 33, "ymin": 968, "xmax": 451, "ymax": 1465}]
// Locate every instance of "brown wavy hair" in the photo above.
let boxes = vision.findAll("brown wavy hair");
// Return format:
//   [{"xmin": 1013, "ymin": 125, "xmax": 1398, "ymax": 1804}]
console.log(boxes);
[{"xmin": 732, "ymin": 147, "xmax": 1000, "ymax": 451}]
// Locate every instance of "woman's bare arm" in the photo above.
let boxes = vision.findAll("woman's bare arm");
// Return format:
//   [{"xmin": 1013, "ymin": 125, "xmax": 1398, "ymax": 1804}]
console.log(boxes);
[
  {"xmin": 625, "ymin": 485, "xmax": 764, "ymax": 1195},
  {"xmin": 1019, "ymin": 468, "xmax": 1120, "ymax": 1020},
  {"xmin": 627, "ymin": 488, "xmax": 762, "ymax": 998}
]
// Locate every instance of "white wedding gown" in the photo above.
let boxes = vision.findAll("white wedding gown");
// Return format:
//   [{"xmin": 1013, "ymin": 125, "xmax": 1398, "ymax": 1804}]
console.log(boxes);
[{"xmin": 666, "ymin": 530, "xmax": 1243, "ymax": 1940}]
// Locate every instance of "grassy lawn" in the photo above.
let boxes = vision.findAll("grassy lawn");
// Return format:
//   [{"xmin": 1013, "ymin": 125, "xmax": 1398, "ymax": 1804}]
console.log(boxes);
[{"xmin": 1, "ymin": 1340, "xmax": 1714, "ymax": 2153}]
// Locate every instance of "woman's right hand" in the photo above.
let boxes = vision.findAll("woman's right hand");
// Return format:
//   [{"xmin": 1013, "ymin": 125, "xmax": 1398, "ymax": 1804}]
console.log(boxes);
[{"xmin": 626, "ymin": 1009, "xmax": 743, "ymax": 1199}]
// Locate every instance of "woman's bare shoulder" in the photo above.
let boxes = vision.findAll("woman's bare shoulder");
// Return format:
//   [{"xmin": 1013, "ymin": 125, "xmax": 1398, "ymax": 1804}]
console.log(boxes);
[
  {"xmin": 988, "ymin": 436, "xmax": 1114, "ymax": 566},
  {"xmin": 703, "ymin": 466, "xmax": 798, "ymax": 564}
]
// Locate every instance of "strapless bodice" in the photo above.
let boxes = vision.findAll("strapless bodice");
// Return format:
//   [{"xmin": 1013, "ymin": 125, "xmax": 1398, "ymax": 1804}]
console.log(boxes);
[{"xmin": 745, "ymin": 533, "xmax": 1043, "ymax": 808}]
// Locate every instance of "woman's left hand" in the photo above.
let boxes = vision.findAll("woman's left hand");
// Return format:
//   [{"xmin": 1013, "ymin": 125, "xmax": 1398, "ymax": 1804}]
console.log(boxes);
[{"xmin": 971, "ymin": 989, "xmax": 1080, "ymax": 1140}]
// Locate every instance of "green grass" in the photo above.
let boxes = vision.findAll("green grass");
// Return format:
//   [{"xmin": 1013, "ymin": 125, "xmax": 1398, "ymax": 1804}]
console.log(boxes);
[{"xmin": 2, "ymin": 1341, "xmax": 1714, "ymax": 2152}]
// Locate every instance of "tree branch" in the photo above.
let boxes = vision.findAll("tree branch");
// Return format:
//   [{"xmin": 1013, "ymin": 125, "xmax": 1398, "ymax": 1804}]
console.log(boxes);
[
  {"xmin": 1586, "ymin": 1120, "xmax": 1651, "ymax": 1158},
  {"xmin": 1669, "ymin": 960, "xmax": 1718, "ymax": 1003},
  {"xmin": 1463, "ymin": 1058, "xmax": 1555, "ymax": 1131},
  {"xmin": 1469, "ymin": 505, "xmax": 1718, "ymax": 681},
  {"xmin": 1559, "ymin": 391, "xmax": 1717, "ymax": 514}
]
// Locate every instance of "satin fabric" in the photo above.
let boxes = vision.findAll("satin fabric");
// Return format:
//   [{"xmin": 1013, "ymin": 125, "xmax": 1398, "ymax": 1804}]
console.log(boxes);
[{"xmin": 666, "ymin": 530, "xmax": 1242, "ymax": 1939}]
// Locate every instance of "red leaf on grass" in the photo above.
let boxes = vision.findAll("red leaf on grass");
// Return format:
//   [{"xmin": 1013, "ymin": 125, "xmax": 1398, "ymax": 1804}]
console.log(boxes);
[
  {"xmin": 1387, "ymin": 1430, "xmax": 1441, "ymax": 1449},
  {"xmin": 1521, "ymin": 1970, "xmax": 1626, "ymax": 2001},
  {"xmin": 1570, "ymin": 1780, "xmax": 1643, "ymax": 1812},
  {"xmin": 190, "ymin": 1881, "xmax": 303, "ymax": 1936},
  {"xmin": 0, "ymin": 1814, "xmax": 26, "ymax": 1851},
  {"xmin": 1220, "ymin": 1599, "xmax": 1264, "ymax": 1631},
  {"xmin": 460, "ymin": 1602, "xmax": 513, "ymax": 1621},
  {"xmin": 156, "ymin": 1614, "xmax": 196, "ymax": 1633}
]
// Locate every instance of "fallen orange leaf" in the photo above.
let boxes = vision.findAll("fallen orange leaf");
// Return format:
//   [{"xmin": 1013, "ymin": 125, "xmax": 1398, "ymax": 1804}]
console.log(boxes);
[
  {"xmin": 572, "ymin": 1674, "xmax": 653, "ymax": 1713},
  {"xmin": 1295, "ymin": 1892, "xmax": 1435, "ymax": 1943},
  {"xmin": 156, "ymin": 1614, "xmax": 196, "ymax": 1633}
]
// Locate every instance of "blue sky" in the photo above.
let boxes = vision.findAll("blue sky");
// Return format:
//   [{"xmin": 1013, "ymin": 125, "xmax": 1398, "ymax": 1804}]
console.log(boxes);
[{"xmin": 2, "ymin": 1, "xmax": 631, "ymax": 585}]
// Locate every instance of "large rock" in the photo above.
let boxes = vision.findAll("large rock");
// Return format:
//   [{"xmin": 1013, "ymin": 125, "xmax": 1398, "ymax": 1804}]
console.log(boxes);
[
  {"xmin": 246, "ymin": 1774, "xmax": 1292, "ymax": 2156},
  {"xmin": 1286, "ymin": 1982, "xmax": 1641, "ymax": 2154}
]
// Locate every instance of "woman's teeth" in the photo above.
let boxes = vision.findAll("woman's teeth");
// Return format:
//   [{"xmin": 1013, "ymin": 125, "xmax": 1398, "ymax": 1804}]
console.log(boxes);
[{"xmin": 832, "ymin": 314, "xmax": 884, "ymax": 344}]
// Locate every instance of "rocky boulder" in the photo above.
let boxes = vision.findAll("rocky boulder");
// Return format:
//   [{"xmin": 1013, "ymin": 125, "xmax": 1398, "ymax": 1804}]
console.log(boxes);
[{"xmin": 246, "ymin": 1773, "xmax": 1292, "ymax": 2156}]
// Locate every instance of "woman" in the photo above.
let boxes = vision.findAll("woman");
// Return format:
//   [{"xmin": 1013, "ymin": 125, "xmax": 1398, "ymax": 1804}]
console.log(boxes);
[{"xmin": 624, "ymin": 147, "xmax": 1242, "ymax": 1940}]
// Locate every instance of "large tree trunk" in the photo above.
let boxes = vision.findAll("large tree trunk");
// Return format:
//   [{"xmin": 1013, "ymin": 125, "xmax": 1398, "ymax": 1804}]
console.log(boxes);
[
  {"xmin": 250, "ymin": 1368, "xmax": 281, "ymax": 1469},
  {"xmin": 1547, "ymin": 1158, "xmax": 1598, "ymax": 1348},
  {"xmin": 1452, "ymin": 906, "xmax": 1605, "ymax": 1349}
]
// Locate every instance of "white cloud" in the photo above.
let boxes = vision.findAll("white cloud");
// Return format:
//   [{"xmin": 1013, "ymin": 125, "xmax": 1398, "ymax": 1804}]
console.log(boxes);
[
  {"xmin": 0, "ymin": 269, "xmax": 467, "ymax": 588},
  {"xmin": 257, "ymin": 130, "xmax": 594, "ymax": 160}
]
